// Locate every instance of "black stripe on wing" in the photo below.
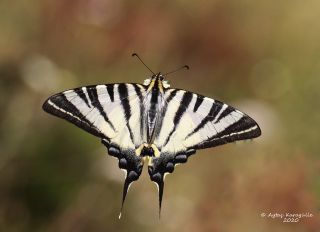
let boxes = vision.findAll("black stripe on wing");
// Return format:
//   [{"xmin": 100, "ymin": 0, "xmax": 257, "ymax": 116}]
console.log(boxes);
[
  {"xmin": 106, "ymin": 85, "xmax": 115, "ymax": 102},
  {"xmin": 75, "ymin": 87, "xmax": 91, "ymax": 108},
  {"xmin": 118, "ymin": 84, "xmax": 134, "ymax": 143},
  {"xmin": 186, "ymin": 100, "xmax": 223, "ymax": 139},
  {"xmin": 86, "ymin": 86, "xmax": 115, "ymax": 130},
  {"xmin": 193, "ymin": 95, "xmax": 203, "ymax": 112},
  {"xmin": 193, "ymin": 114, "xmax": 261, "ymax": 149},
  {"xmin": 133, "ymin": 84, "xmax": 145, "ymax": 136},
  {"xmin": 42, "ymin": 93, "xmax": 105, "ymax": 138},
  {"xmin": 163, "ymin": 91, "xmax": 193, "ymax": 147},
  {"xmin": 166, "ymin": 89, "xmax": 179, "ymax": 103},
  {"xmin": 215, "ymin": 105, "xmax": 234, "ymax": 122}
]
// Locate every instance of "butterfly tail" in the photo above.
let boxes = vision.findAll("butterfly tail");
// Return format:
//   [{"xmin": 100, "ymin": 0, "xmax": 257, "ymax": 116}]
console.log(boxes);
[
  {"xmin": 158, "ymin": 180, "xmax": 164, "ymax": 219},
  {"xmin": 118, "ymin": 170, "xmax": 140, "ymax": 219}
]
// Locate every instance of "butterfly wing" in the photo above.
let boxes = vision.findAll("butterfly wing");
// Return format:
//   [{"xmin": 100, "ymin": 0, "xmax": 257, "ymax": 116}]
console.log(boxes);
[
  {"xmin": 149, "ymin": 89, "xmax": 261, "ymax": 214},
  {"xmin": 157, "ymin": 89, "xmax": 261, "ymax": 152},
  {"xmin": 42, "ymin": 83, "xmax": 147, "ymax": 215}
]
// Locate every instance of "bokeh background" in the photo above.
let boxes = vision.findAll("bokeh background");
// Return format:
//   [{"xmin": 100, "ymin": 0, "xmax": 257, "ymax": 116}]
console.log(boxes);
[{"xmin": 1, "ymin": 0, "xmax": 320, "ymax": 231}]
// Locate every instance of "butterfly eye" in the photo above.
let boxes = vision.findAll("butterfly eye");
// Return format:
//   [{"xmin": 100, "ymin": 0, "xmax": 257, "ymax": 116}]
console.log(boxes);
[
  {"xmin": 143, "ymin": 78, "xmax": 151, "ymax": 86},
  {"xmin": 162, "ymin": 80, "xmax": 170, "ymax": 88}
]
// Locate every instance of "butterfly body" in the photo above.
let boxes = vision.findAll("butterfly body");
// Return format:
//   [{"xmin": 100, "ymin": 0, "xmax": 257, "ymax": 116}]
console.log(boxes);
[
  {"xmin": 143, "ymin": 73, "xmax": 166, "ymax": 144},
  {"xmin": 43, "ymin": 71, "xmax": 261, "ymax": 217}
]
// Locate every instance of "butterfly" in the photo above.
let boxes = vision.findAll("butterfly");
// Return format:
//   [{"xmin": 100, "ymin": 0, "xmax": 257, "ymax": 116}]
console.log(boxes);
[{"xmin": 42, "ymin": 54, "xmax": 261, "ymax": 218}]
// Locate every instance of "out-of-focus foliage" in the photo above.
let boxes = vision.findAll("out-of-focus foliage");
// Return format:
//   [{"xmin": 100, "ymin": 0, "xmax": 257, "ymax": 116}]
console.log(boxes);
[{"xmin": 0, "ymin": 0, "xmax": 319, "ymax": 231}]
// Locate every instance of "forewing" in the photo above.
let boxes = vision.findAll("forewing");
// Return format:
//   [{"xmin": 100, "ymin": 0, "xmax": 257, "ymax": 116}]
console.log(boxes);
[
  {"xmin": 43, "ymin": 83, "xmax": 146, "ymax": 146},
  {"xmin": 155, "ymin": 88, "xmax": 261, "ymax": 155}
]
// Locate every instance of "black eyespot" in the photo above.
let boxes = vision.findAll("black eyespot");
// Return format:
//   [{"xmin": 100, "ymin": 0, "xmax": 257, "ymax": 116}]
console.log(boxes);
[
  {"xmin": 108, "ymin": 146, "xmax": 120, "ymax": 157},
  {"xmin": 128, "ymin": 171, "xmax": 139, "ymax": 181},
  {"xmin": 151, "ymin": 173, "xmax": 162, "ymax": 182},
  {"xmin": 166, "ymin": 162, "xmax": 174, "ymax": 173},
  {"xmin": 175, "ymin": 154, "xmax": 187, "ymax": 163},
  {"xmin": 119, "ymin": 158, "xmax": 127, "ymax": 168}
]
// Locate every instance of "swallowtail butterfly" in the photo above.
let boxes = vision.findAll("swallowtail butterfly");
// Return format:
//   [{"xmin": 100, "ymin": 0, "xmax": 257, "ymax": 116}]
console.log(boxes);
[{"xmin": 42, "ymin": 54, "xmax": 261, "ymax": 218}]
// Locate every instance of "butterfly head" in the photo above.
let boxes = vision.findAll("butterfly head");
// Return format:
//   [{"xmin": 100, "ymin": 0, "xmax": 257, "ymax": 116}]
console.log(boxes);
[{"xmin": 143, "ymin": 73, "xmax": 171, "ymax": 90}]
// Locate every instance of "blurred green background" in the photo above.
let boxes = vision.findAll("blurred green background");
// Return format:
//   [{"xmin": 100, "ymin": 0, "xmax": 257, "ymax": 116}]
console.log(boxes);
[{"xmin": 0, "ymin": 0, "xmax": 320, "ymax": 231}]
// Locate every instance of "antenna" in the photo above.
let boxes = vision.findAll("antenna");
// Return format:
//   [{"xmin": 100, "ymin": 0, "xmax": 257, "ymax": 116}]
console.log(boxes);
[
  {"xmin": 164, "ymin": 65, "xmax": 189, "ymax": 76},
  {"xmin": 132, "ymin": 53, "xmax": 155, "ymax": 75}
]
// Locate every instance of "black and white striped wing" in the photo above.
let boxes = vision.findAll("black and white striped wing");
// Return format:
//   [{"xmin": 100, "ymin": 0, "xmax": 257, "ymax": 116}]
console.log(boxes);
[
  {"xmin": 148, "ymin": 89, "xmax": 261, "ymax": 210},
  {"xmin": 43, "ymin": 84, "xmax": 146, "ymax": 145},
  {"xmin": 155, "ymin": 88, "xmax": 261, "ymax": 159},
  {"xmin": 43, "ymin": 83, "xmax": 147, "ymax": 209},
  {"xmin": 155, "ymin": 89, "xmax": 261, "ymax": 153}
]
